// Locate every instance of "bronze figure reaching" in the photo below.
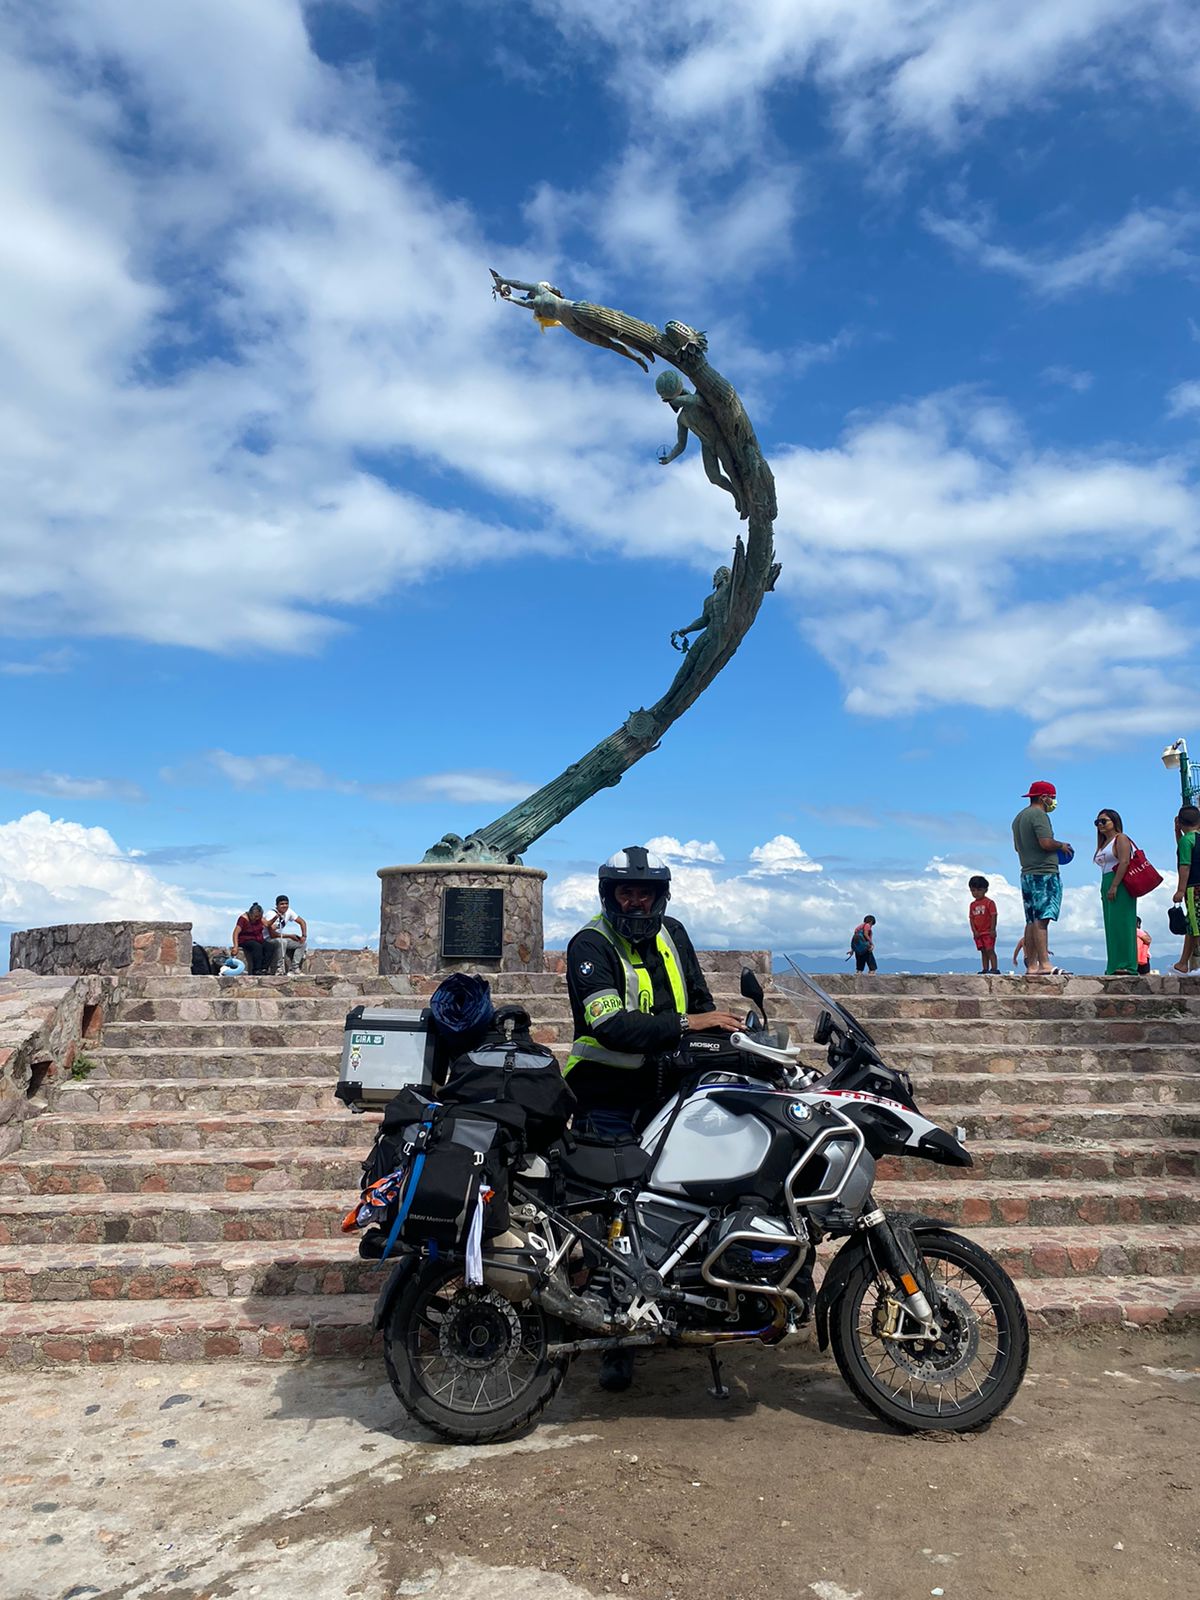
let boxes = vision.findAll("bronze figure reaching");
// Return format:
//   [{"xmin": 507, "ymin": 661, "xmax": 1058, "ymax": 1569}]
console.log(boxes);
[{"xmin": 422, "ymin": 275, "xmax": 781, "ymax": 866}]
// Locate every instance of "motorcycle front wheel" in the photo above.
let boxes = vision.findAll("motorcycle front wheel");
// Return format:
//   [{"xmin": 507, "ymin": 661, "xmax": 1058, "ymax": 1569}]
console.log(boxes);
[
  {"xmin": 829, "ymin": 1227, "xmax": 1029, "ymax": 1433},
  {"xmin": 383, "ymin": 1259, "xmax": 569, "ymax": 1444}
]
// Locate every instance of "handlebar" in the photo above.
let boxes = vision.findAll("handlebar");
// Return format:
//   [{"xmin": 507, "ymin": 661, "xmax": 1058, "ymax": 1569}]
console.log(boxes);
[{"xmin": 730, "ymin": 1031, "xmax": 807, "ymax": 1066}]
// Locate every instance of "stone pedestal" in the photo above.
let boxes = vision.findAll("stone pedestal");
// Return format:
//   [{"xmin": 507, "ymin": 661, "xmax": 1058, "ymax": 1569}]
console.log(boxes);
[{"xmin": 377, "ymin": 864, "xmax": 546, "ymax": 976}]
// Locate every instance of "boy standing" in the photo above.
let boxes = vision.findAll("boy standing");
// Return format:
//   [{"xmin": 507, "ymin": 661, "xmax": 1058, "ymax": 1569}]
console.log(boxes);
[
  {"xmin": 1172, "ymin": 805, "xmax": 1200, "ymax": 977},
  {"xmin": 968, "ymin": 876, "xmax": 999, "ymax": 973}
]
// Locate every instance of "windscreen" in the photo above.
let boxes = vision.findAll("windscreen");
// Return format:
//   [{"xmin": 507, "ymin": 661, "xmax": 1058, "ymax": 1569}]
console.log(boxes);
[{"xmin": 774, "ymin": 956, "xmax": 877, "ymax": 1048}]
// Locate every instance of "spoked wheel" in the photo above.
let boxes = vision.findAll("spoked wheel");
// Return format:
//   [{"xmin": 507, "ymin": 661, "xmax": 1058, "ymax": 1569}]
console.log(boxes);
[
  {"xmin": 830, "ymin": 1228, "xmax": 1029, "ymax": 1432},
  {"xmin": 383, "ymin": 1259, "xmax": 568, "ymax": 1443}
]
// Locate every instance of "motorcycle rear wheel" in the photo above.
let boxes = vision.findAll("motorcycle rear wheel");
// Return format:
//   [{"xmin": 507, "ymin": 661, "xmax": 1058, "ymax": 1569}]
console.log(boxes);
[
  {"xmin": 830, "ymin": 1227, "xmax": 1029, "ymax": 1433},
  {"xmin": 383, "ymin": 1259, "xmax": 569, "ymax": 1444}
]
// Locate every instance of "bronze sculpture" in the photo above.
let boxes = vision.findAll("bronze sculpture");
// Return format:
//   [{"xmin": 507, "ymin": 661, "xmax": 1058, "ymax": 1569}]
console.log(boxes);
[{"xmin": 422, "ymin": 275, "xmax": 780, "ymax": 866}]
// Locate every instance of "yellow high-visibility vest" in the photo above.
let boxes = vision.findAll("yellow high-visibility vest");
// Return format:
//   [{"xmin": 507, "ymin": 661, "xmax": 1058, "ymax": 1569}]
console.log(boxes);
[{"xmin": 564, "ymin": 915, "xmax": 686, "ymax": 1075}]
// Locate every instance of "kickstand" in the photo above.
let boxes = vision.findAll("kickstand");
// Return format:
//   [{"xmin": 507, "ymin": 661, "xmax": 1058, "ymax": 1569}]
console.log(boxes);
[{"xmin": 707, "ymin": 1348, "xmax": 730, "ymax": 1400}]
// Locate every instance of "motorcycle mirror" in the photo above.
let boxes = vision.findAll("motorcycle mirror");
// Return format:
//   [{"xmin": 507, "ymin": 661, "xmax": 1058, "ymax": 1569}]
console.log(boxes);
[{"xmin": 739, "ymin": 966, "xmax": 764, "ymax": 1004}]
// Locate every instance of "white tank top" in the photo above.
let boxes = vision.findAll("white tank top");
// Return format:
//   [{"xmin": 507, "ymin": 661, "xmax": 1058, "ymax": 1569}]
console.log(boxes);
[{"xmin": 1094, "ymin": 839, "xmax": 1119, "ymax": 871}]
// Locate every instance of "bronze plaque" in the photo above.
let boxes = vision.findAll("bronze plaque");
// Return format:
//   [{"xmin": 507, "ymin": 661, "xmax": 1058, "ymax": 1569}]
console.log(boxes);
[{"xmin": 440, "ymin": 887, "xmax": 504, "ymax": 960}]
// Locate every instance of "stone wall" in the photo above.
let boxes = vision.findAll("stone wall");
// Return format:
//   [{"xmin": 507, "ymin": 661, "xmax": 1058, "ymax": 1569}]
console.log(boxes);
[
  {"xmin": 200, "ymin": 946, "xmax": 377, "ymax": 977},
  {"xmin": 378, "ymin": 864, "xmax": 547, "ymax": 975},
  {"xmin": 0, "ymin": 969, "xmax": 104, "ymax": 1159},
  {"xmin": 10, "ymin": 921, "xmax": 192, "ymax": 977}
]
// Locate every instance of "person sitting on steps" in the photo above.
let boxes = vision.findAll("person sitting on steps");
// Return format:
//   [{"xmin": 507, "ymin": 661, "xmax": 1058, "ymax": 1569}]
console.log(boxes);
[
  {"xmin": 265, "ymin": 894, "xmax": 307, "ymax": 975},
  {"xmin": 232, "ymin": 903, "xmax": 270, "ymax": 975}
]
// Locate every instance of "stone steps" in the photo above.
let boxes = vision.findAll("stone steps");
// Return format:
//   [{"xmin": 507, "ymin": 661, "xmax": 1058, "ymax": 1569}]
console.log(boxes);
[
  {"xmin": 53, "ymin": 1070, "xmax": 1200, "ymax": 1116},
  {"xmin": 108, "ymin": 990, "xmax": 1200, "ymax": 1023},
  {"xmin": 0, "ymin": 1293, "xmax": 378, "ymax": 1365},
  {"xmin": 95, "ymin": 1014, "xmax": 1200, "ymax": 1048},
  {"xmin": 2, "ymin": 1223, "xmax": 1197, "ymax": 1307},
  {"xmin": 5, "ymin": 1176, "xmax": 1197, "ymax": 1251},
  {"xmin": 21, "ymin": 1109, "xmax": 380, "ymax": 1154},
  {"xmin": 876, "ymin": 1139, "xmax": 1200, "ymax": 1183},
  {"xmin": 870, "ymin": 1177, "xmax": 1200, "ymax": 1229},
  {"xmin": 0, "ymin": 1190, "xmax": 348, "ymax": 1246},
  {"xmin": 0, "ymin": 1239, "xmax": 388, "ymax": 1302},
  {"xmin": 0, "ymin": 1147, "xmax": 361, "ymax": 1196},
  {"xmin": 83, "ymin": 1040, "xmax": 1200, "ymax": 1077},
  {"xmin": 6, "ymin": 1136, "xmax": 1199, "ymax": 1196},
  {"xmin": 21, "ymin": 1102, "xmax": 1200, "ymax": 1154},
  {"xmin": 2, "ymin": 1272, "xmax": 1196, "ymax": 1368},
  {"xmin": 4, "ymin": 965, "xmax": 1197, "ymax": 1367}
]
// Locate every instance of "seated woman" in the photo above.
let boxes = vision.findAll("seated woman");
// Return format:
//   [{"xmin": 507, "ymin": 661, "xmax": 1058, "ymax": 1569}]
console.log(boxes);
[{"xmin": 232, "ymin": 902, "xmax": 271, "ymax": 975}]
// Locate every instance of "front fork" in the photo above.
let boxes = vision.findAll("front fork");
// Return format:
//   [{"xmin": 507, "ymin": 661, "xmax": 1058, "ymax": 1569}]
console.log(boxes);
[{"xmin": 859, "ymin": 1203, "xmax": 939, "ymax": 1335}]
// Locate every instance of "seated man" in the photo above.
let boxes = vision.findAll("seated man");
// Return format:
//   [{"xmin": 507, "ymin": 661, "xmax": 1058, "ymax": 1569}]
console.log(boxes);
[{"xmin": 265, "ymin": 894, "xmax": 307, "ymax": 974}]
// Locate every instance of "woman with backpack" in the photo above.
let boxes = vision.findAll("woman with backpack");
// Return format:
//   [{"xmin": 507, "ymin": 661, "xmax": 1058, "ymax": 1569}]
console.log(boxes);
[{"xmin": 850, "ymin": 915, "xmax": 877, "ymax": 974}]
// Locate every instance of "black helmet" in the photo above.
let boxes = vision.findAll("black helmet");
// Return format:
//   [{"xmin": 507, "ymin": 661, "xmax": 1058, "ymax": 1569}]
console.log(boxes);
[{"xmin": 598, "ymin": 846, "xmax": 671, "ymax": 941}]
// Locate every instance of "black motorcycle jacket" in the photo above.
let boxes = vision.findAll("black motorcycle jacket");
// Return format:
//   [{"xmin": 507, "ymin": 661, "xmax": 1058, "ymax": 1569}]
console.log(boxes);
[{"xmin": 564, "ymin": 914, "xmax": 716, "ymax": 1117}]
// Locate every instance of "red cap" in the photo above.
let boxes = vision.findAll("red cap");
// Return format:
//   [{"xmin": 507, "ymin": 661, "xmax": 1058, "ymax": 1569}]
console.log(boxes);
[{"xmin": 1023, "ymin": 780, "xmax": 1056, "ymax": 799}]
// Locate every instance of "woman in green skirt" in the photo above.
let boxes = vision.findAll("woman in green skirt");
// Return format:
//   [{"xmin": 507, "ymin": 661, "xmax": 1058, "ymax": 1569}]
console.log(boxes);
[{"xmin": 1093, "ymin": 809, "xmax": 1136, "ymax": 975}]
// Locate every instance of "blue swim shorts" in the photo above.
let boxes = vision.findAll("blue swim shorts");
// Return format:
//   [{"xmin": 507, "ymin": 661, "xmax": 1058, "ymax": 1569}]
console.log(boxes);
[{"xmin": 1020, "ymin": 870, "xmax": 1062, "ymax": 924}]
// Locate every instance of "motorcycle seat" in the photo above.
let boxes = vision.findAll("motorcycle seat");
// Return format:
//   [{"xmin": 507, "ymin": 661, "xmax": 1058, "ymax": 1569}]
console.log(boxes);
[{"xmin": 557, "ymin": 1136, "xmax": 650, "ymax": 1189}]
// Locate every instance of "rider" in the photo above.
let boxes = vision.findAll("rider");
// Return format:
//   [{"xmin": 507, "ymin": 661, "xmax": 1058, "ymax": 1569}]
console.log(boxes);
[
  {"xmin": 564, "ymin": 846, "xmax": 743, "ymax": 1393},
  {"xmin": 564, "ymin": 846, "xmax": 743, "ymax": 1141}
]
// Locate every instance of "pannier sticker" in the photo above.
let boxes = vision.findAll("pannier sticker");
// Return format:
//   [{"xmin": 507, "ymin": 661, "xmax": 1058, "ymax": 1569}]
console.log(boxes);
[{"xmin": 351, "ymin": 1032, "xmax": 385, "ymax": 1047}]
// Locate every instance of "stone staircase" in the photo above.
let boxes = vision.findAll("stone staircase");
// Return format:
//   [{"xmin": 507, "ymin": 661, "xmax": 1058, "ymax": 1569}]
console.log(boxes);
[{"xmin": 0, "ymin": 968, "xmax": 1196, "ymax": 1366}]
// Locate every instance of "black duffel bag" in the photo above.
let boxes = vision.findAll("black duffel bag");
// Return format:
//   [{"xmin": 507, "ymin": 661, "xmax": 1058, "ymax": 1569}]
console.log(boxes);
[
  {"xmin": 441, "ymin": 1006, "xmax": 575, "ymax": 1154},
  {"xmin": 349, "ymin": 1090, "xmax": 525, "ymax": 1260}
]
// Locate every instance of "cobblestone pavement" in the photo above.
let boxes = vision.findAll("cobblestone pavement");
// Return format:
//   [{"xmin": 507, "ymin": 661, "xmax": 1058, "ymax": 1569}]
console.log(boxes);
[{"xmin": 2, "ymin": 1332, "xmax": 1196, "ymax": 1600}]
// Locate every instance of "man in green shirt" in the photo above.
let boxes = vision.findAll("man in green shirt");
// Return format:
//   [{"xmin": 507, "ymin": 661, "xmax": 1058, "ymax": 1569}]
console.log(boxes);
[{"xmin": 1011, "ymin": 781, "xmax": 1073, "ymax": 976}]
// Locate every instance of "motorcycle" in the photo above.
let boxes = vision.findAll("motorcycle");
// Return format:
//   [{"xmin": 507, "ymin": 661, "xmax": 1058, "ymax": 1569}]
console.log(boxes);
[{"xmin": 374, "ymin": 960, "xmax": 1029, "ymax": 1443}]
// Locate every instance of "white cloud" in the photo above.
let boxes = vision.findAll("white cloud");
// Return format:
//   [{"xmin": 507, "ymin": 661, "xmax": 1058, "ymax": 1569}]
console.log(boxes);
[
  {"xmin": 748, "ymin": 835, "xmax": 823, "ymax": 876},
  {"xmin": 645, "ymin": 835, "xmax": 725, "ymax": 864},
  {"xmin": 2, "ymin": 2, "xmax": 1197, "ymax": 765},
  {"xmin": 1167, "ymin": 380, "xmax": 1200, "ymax": 418},
  {"xmin": 0, "ymin": 810, "xmax": 225, "ymax": 938},
  {"xmin": 1041, "ymin": 365, "xmax": 1093, "ymax": 393},
  {"xmin": 547, "ymin": 836, "xmax": 1104, "ymax": 956},
  {"xmin": 0, "ymin": 648, "xmax": 76, "ymax": 677},
  {"xmin": 529, "ymin": 148, "xmax": 803, "ymax": 286},
  {"xmin": 535, "ymin": 0, "xmax": 1194, "ymax": 153},
  {"xmin": 768, "ymin": 390, "xmax": 1200, "ymax": 754},
  {"xmin": 0, "ymin": 769, "xmax": 145, "ymax": 803},
  {"xmin": 169, "ymin": 750, "xmax": 531, "ymax": 806},
  {"xmin": 923, "ymin": 203, "xmax": 1199, "ymax": 296}
]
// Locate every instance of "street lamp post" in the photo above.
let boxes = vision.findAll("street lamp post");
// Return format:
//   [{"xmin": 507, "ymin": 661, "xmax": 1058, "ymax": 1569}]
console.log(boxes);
[{"xmin": 1161, "ymin": 738, "xmax": 1200, "ymax": 808}]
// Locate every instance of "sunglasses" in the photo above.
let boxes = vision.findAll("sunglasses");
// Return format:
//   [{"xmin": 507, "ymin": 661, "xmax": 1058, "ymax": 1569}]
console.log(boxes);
[{"xmin": 1094, "ymin": 817, "xmax": 1111, "ymax": 827}]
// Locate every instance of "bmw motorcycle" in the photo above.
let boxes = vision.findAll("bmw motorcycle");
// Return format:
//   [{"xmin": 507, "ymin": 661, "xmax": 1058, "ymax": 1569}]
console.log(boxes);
[{"xmin": 377, "ymin": 961, "xmax": 1029, "ymax": 1442}]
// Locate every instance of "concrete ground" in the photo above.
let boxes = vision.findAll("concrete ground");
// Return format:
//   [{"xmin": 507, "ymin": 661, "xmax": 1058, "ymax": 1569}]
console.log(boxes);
[{"xmin": 2, "ymin": 1332, "xmax": 1197, "ymax": 1600}]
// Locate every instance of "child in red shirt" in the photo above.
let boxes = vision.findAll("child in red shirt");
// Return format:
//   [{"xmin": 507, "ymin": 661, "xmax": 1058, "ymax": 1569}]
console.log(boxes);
[{"xmin": 968, "ymin": 875, "xmax": 999, "ymax": 973}]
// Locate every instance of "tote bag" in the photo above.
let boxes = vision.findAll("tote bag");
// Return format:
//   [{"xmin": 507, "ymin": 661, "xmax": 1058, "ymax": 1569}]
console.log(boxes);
[{"xmin": 1122, "ymin": 844, "xmax": 1163, "ymax": 898}]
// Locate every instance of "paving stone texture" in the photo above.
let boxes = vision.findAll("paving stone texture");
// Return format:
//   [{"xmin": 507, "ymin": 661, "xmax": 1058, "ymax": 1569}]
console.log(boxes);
[{"xmin": 0, "ymin": 964, "xmax": 1197, "ymax": 1366}]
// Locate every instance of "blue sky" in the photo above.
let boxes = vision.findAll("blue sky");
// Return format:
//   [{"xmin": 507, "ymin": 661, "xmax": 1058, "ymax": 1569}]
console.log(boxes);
[{"xmin": 1, "ymin": 0, "xmax": 1198, "ymax": 968}]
